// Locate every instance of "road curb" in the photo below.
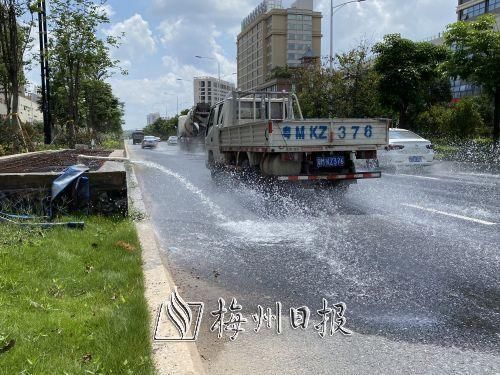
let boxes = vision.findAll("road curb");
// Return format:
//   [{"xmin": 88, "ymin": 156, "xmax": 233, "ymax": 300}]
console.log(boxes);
[{"xmin": 125, "ymin": 142, "xmax": 206, "ymax": 375}]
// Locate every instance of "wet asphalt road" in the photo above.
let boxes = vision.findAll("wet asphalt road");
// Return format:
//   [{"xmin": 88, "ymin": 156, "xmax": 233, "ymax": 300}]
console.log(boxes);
[{"xmin": 128, "ymin": 141, "xmax": 499, "ymax": 374}]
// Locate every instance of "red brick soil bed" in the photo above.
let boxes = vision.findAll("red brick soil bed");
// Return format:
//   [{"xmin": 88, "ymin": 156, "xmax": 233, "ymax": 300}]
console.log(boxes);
[{"xmin": 0, "ymin": 150, "xmax": 113, "ymax": 173}]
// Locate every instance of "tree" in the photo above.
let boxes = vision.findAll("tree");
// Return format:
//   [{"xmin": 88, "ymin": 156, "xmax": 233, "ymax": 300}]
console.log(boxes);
[
  {"xmin": 0, "ymin": 0, "xmax": 34, "ymax": 151},
  {"xmin": 48, "ymin": 0, "xmax": 121, "ymax": 147},
  {"xmin": 334, "ymin": 43, "xmax": 383, "ymax": 118},
  {"xmin": 373, "ymin": 34, "xmax": 450, "ymax": 129},
  {"xmin": 294, "ymin": 64, "xmax": 332, "ymax": 118},
  {"xmin": 144, "ymin": 117, "xmax": 177, "ymax": 139},
  {"xmin": 442, "ymin": 14, "xmax": 500, "ymax": 144},
  {"xmin": 81, "ymin": 79, "xmax": 124, "ymax": 142},
  {"xmin": 294, "ymin": 43, "xmax": 384, "ymax": 119}
]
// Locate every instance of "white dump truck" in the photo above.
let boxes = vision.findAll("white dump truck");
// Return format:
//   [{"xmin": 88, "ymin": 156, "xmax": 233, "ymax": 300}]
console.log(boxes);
[{"xmin": 205, "ymin": 91, "xmax": 389, "ymax": 185}]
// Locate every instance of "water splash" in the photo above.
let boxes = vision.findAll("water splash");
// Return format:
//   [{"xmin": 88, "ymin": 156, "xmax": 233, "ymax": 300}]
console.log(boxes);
[{"xmin": 132, "ymin": 160, "xmax": 227, "ymax": 221}]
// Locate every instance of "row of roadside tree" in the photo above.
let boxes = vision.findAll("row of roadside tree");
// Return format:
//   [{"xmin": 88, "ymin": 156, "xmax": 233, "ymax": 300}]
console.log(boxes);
[
  {"xmin": 0, "ymin": 0, "xmax": 125, "ymax": 155},
  {"xmin": 278, "ymin": 14, "xmax": 499, "ymax": 149}
]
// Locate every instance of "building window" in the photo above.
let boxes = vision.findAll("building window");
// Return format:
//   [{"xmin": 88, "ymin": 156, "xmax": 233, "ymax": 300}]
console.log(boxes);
[
  {"xmin": 489, "ymin": 0, "xmax": 500, "ymax": 10},
  {"xmin": 460, "ymin": 1, "xmax": 486, "ymax": 20}
]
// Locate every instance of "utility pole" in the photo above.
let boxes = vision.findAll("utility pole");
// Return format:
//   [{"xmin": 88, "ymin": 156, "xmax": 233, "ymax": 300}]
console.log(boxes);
[{"xmin": 37, "ymin": 0, "xmax": 52, "ymax": 144}]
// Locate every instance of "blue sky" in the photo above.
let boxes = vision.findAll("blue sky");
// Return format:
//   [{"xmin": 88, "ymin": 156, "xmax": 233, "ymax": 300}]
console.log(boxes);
[{"xmin": 41, "ymin": 0, "xmax": 459, "ymax": 130}]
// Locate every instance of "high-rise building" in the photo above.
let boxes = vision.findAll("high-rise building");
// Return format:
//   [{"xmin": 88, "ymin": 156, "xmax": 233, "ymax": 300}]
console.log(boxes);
[
  {"xmin": 452, "ymin": 1, "xmax": 500, "ymax": 98},
  {"xmin": 147, "ymin": 112, "xmax": 160, "ymax": 126},
  {"xmin": 193, "ymin": 76, "xmax": 235, "ymax": 106},
  {"xmin": 237, "ymin": 0, "xmax": 322, "ymax": 91},
  {"xmin": 457, "ymin": 0, "xmax": 500, "ymax": 21}
]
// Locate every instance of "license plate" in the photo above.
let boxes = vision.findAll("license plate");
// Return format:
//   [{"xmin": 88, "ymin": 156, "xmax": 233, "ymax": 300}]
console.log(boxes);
[
  {"xmin": 409, "ymin": 156, "xmax": 423, "ymax": 163},
  {"xmin": 316, "ymin": 156, "xmax": 345, "ymax": 168}
]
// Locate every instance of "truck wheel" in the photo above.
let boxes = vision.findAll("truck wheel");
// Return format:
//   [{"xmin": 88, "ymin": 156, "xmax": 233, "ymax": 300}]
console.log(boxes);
[{"xmin": 207, "ymin": 152, "xmax": 219, "ymax": 178}]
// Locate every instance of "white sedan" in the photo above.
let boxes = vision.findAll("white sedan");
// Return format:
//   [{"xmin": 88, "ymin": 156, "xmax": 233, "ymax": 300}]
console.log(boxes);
[
  {"xmin": 167, "ymin": 136, "xmax": 178, "ymax": 145},
  {"xmin": 377, "ymin": 129, "xmax": 435, "ymax": 167},
  {"xmin": 141, "ymin": 136, "xmax": 159, "ymax": 149}
]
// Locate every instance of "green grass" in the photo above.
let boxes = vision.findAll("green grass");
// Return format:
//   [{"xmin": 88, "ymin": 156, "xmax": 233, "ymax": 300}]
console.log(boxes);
[{"xmin": 0, "ymin": 217, "xmax": 155, "ymax": 374}]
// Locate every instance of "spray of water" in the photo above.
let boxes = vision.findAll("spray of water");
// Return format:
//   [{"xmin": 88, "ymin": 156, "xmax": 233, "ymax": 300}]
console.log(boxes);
[
  {"xmin": 132, "ymin": 158, "xmax": 381, "ymax": 294},
  {"xmin": 132, "ymin": 160, "xmax": 227, "ymax": 221}
]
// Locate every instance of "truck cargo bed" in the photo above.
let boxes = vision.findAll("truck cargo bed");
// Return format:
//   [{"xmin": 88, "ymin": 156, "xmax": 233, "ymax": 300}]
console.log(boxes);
[{"xmin": 219, "ymin": 119, "xmax": 388, "ymax": 152}]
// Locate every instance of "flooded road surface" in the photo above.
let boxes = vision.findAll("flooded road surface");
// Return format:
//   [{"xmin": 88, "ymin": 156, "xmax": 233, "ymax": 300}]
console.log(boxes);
[{"xmin": 129, "ymin": 141, "xmax": 500, "ymax": 374}]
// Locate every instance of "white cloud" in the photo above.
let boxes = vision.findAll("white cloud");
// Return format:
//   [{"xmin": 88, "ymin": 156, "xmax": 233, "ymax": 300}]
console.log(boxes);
[
  {"xmin": 107, "ymin": 0, "xmax": 458, "ymax": 130},
  {"xmin": 99, "ymin": 4, "xmax": 115, "ymax": 18},
  {"xmin": 315, "ymin": 0, "xmax": 456, "ymax": 56},
  {"xmin": 158, "ymin": 18, "xmax": 183, "ymax": 44},
  {"xmin": 151, "ymin": 0, "xmax": 254, "ymax": 32},
  {"xmin": 105, "ymin": 14, "xmax": 157, "ymax": 62},
  {"xmin": 110, "ymin": 72, "xmax": 195, "ymax": 129}
]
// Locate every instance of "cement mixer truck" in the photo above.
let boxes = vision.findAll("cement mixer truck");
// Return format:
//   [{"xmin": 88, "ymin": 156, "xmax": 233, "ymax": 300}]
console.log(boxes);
[
  {"xmin": 205, "ymin": 90, "xmax": 389, "ymax": 187},
  {"xmin": 177, "ymin": 103, "xmax": 211, "ymax": 143}
]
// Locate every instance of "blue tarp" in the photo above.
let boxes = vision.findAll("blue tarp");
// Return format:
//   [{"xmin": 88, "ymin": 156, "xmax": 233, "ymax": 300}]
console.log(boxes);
[{"xmin": 51, "ymin": 165, "xmax": 89, "ymax": 202}]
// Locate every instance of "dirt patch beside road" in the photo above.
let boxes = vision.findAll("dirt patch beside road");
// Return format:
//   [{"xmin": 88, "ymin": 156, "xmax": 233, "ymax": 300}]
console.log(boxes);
[{"xmin": 0, "ymin": 150, "xmax": 112, "ymax": 173}]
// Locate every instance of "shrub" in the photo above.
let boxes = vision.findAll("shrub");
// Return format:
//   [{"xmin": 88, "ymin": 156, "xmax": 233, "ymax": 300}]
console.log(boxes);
[
  {"xmin": 415, "ymin": 105, "xmax": 453, "ymax": 137},
  {"xmin": 450, "ymin": 98, "xmax": 484, "ymax": 139}
]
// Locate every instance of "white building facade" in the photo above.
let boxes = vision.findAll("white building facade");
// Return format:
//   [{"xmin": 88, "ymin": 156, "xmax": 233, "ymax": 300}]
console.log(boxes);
[
  {"xmin": 193, "ymin": 77, "xmax": 235, "ymax": 107},
  {"xmin": 147, "ymin": 112, "xmax": 161, "ymax": 125},
  {"xmin": 0, "ymin": 91, "xmax": 43, "ymax": 124}
]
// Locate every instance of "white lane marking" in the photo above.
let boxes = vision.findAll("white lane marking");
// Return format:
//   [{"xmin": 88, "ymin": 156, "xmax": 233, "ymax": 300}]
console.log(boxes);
[
  {"xmin": 386, "ymin": 173, "xmax": 496, "ymax": 187},
  {"xmin": 402, "ymin": 203, "xmax": 497, "ymax": 226},
  {"xmin": 386, "ymin": 173, "xmax": 442, "ymax": 181},
  {"xmin": 456, "ymin": 172, "xmax": 500, "ymax": 180}
]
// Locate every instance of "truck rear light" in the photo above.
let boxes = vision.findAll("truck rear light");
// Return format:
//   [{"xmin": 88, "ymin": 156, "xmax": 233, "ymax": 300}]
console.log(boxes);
[
  {"xmin": 426, "ymin": 144, "xmax": 434, "ymax": 150},
  {"xmin": 385, "ymin": 145, "xmax": 405, "ymax": 151},
  {"xmin": 268, "ymin": 121, "xmax": 273, "ymax": 134}
]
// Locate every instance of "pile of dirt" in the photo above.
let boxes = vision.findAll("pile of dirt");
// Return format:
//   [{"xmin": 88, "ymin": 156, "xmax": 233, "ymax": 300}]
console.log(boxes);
[{"xmin": 0, "ymin": 150, "xmax": 113, "ymax": 173}]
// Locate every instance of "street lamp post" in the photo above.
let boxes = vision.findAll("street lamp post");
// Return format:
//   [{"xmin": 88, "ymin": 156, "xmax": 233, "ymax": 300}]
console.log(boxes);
[
  {"xmin": 164, "ymin": 92, "xmax": 179, "ymax": 117},
  {"xmin": 330, "ymin": 0, "xmax": 367, "ymax": 71},
  {"xmin": 195, "ymin": 55, "xmax": 221, "ymax": 102}
]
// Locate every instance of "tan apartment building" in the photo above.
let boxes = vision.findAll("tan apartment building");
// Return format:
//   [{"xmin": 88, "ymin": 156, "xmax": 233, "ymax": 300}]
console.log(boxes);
[{"xmin": 237, "ymin": 0, "xmax": 322, "ymax": 91}]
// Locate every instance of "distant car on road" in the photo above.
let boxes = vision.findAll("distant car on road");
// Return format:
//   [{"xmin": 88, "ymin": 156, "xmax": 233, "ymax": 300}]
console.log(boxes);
[
  {"xmin": 141, "ymin": 136, "xmax": 158, "ymax": 149},
  {"xmin": 167, "ymin": 136, "xmax": 178, "ymax": 145},
  {"xmin": 377, "ymin": 129, "xmax": 434, "ymax": 167},
  {"xmin": 155, "ymin": 137, "xmax": 161, "ymax": 142}
]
